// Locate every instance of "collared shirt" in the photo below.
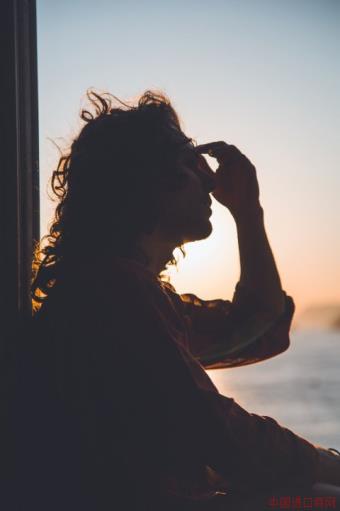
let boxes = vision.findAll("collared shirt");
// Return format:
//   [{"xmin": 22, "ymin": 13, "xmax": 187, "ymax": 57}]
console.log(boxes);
[{"xmin": 30, "ymin": 256, "xmax": 320, "ymax": 509}]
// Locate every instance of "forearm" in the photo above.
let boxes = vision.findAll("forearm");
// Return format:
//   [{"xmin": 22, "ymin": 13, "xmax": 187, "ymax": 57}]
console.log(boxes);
[
  {"xmin": 234, "ymin": 204, "xmax": 285, "ymax": 315},
  {"xmin": 205, "ymin": 393, "xmax": 320, "ymax": 491}
]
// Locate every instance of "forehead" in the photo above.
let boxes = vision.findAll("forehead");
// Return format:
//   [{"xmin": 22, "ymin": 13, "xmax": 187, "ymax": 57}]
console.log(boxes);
[
  {"xmin": 167, "ymin": 124, "xmax": 192, "ymax": 147},
  {"xmin": 166, "ymin": 127, "xmax": 203, "ymax": 165},
  {"xmin": 178, "ymin": 140, "xmax": 196, "ymax": 157}
]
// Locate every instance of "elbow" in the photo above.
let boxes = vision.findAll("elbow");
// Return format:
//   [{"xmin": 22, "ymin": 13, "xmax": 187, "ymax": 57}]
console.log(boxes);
[
  {"xmin": 263, "ymin": 292, "xmax": 291, "ymax": 323},
  {"xmin": 278, "ymin": 332, "xmax": 291, "ymax": 355},
  {"xmin": 263, "ymin": 304, "xmax": 285, "ymax": 324}
]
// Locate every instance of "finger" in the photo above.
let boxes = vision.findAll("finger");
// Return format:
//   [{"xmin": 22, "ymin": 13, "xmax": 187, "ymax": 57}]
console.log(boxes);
[
  {"xmin": 196, "ymin": 153, "xmax": 215, "ymax": 176},
  {"xmin": 196, "ymin": 142, "xmax": 238, "ymax": 165},
  {"xmin": 195, "ymin": 141, "xmax": 230, "ymax": 155},
  {"xmin": 195, "ymin": 142, "xmax": 238, "ymax": 160}
]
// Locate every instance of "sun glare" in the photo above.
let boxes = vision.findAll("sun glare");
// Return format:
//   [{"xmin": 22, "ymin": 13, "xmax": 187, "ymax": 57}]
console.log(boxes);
[{"xmin": 166, "ymin": 201, "xmax": 240, "ymax": 301}]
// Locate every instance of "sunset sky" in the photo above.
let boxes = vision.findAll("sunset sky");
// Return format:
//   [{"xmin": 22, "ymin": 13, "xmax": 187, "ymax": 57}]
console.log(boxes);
[{"xmin": 37, "ymin": 0, "xmax": 340, "ymax": 319}]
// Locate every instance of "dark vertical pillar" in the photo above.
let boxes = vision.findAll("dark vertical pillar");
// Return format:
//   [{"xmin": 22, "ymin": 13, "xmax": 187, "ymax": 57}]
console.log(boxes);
[
  {"xmin": 0, "ymin": 2, "xmax": 39, "ymax": 503},
  {"xmin": 0, "ymin": 0, "xmax": 39, "ymax": 342}
]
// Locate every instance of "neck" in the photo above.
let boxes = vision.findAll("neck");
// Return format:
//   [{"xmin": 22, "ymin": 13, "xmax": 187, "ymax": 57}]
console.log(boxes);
[{"xmin": 134, "ymin": 230, "xmax": 177, "ymax": 276}]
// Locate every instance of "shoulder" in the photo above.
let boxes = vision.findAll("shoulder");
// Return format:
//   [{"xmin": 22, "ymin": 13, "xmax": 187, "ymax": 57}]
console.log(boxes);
[
  {"xmin": 36, "ymin": 258, "xmax": 147, "ymax": 325},
  {"xmin": 55, "ymin": 257, "xmax": 157, "ymax": 301},
  {"xmin": 58, "ymin": 258, "xmax": 180, "ymax": 323}
]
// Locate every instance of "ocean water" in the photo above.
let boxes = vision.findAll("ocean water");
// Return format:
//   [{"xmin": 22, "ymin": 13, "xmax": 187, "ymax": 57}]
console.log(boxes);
[{"xmin": 207, "ymin": 329, "xmax": 340, "ymax": 449}]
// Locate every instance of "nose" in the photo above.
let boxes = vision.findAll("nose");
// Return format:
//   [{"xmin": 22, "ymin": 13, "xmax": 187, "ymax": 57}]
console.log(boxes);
[{"xmin": 197, "ymin": 154, "xmax": 216, "ymax": 193}]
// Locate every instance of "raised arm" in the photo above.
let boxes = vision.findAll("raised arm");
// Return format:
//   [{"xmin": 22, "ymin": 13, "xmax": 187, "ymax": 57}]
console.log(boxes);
[{"xmin": 196, "ymin": 141, "xmax": 285, "ymax": 317}]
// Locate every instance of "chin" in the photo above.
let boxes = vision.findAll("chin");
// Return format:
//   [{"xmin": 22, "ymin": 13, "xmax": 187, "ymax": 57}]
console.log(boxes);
[{"xmin": 183, "ymin": 218, "xmax": 213, "ymax": 243}]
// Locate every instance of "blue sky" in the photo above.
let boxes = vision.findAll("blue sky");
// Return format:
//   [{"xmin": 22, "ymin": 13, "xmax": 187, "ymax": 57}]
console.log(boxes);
[{"xmin": 37, "ymin": 0, "xmax": 340, "ymax": 314}]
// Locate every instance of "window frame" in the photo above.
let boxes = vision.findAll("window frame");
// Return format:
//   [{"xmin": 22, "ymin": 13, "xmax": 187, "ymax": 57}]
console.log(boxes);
[{"xmin": 0, "ymin": 0, "xmax": 39, "ymax": 342}]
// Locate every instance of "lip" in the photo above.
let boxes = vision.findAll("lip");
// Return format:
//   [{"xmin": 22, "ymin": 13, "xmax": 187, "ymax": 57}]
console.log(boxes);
[{"xmin": 203, "ymin": 202, "xmax": 212, "ymax": 215}]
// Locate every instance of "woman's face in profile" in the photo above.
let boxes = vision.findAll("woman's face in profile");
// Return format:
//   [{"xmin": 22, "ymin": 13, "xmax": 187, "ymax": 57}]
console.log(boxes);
[{"xmin": 158, "ymin": 137, "xmax": 216, "ymax": 245}]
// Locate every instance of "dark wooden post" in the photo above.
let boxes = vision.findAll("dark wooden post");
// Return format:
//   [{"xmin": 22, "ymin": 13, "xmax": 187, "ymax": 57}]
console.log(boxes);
[
  {"xmin": 0, "ymin": 3, "xmax": 39, "ymax": 500},
  {"xmin": 0, "ymin": 0, "xmax": 39, "ymax": 343}
]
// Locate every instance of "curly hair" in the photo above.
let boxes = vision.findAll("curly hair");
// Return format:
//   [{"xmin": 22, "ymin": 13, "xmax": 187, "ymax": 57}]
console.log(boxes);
[{"xmin": 32, "ymin": 89, "xmax": 192, "ymax": 311}]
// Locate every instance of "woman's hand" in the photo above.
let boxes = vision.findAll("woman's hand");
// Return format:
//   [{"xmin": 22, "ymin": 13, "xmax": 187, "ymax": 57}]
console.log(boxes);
[{"xmin": 196, "ymin": 141, "xmax": 261, "ymax": 220}]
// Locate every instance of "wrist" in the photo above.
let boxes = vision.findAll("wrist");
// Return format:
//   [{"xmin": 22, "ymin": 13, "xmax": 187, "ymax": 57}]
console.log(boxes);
[{"xmin": 233, "ymin": 203, "xmax": 264, "ymax": 226}]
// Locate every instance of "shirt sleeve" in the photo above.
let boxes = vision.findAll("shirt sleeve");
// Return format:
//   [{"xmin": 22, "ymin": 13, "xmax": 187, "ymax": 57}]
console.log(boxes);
[
  {"xmin": 161, "ymin": 281, "xmax": 295, "ymax": 370},
  {"xmin": 53, "ymin": 267, "xmax": 319, "ymax": 498}
]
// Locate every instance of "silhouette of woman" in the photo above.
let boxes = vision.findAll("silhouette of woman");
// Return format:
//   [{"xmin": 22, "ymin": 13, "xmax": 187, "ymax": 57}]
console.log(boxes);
[{"xmin": 25, "ymin": 90, "xmax": 340, "ymax": 510}]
